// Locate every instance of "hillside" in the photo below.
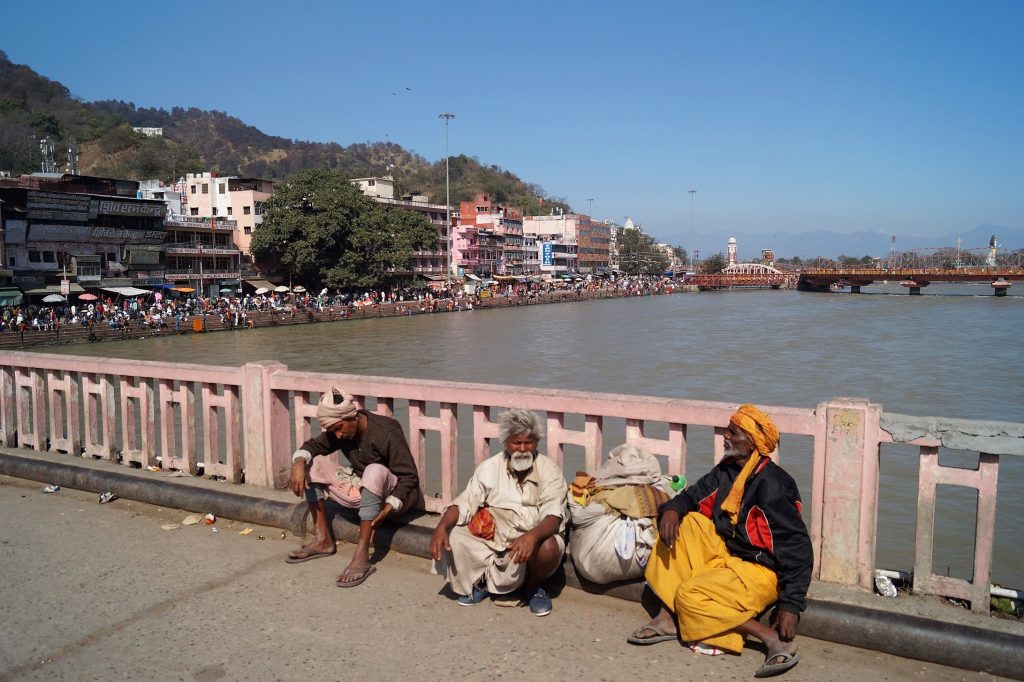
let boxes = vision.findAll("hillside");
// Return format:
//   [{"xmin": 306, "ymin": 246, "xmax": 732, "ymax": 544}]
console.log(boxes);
[{"xmin": 0, "ymin": 51, "xmax": 568, "ymax": 215}]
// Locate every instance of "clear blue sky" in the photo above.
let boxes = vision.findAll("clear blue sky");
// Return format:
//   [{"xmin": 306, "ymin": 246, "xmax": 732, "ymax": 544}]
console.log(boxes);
[{"xmin": 2, "ymin": 0, "xmax": 1021, "ymax": 245}]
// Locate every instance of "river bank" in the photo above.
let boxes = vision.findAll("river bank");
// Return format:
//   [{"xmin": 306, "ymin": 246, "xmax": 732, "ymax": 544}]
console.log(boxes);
[{"xmin": 0, "ymin": 285, "xmax": 693, "ymax": 351}]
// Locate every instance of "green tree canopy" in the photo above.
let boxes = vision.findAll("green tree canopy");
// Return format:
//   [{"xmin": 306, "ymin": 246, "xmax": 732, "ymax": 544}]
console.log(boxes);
[
  {"xmin": 250, "ymin": 168, "xmax": 437, "ymax": 290},
  {"xmin": 616, "ymin": 227, "xmax": 669, "ymax": 276},
  {"xmin": 700, "ymin": 253, "xmax": 727, "ymax": 274}
]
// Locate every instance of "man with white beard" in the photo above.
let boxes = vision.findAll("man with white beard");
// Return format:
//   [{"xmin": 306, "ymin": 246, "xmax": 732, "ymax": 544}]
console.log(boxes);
[{"xmin": 430, "ymin": 408, "xmax": 567, "ymax": 616}]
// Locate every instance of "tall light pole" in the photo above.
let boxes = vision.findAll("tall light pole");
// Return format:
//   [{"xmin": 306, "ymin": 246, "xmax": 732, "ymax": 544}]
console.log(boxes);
[
  {"xmin": 587, "ymin": 197, "xmax": 594, "ymax": 217},
  {"xmin": 440, "ymin": 112, "xmax": 455, "ymax": 289},
  {"xmin": 688, "ymin": 189, "xmax": 697, "ymax": 273}
]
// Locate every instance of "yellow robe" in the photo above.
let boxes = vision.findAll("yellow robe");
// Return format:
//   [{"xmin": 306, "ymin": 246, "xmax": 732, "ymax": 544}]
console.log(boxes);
[{"xmin": 645, "ymin": 511, "xmax": 779, "ymax": 654}]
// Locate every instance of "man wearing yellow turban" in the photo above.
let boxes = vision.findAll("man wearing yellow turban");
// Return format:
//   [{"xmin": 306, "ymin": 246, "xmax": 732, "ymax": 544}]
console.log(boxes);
[{"xmin": 627, "ymin": 405, "xmax": 812, "ymax": 679}]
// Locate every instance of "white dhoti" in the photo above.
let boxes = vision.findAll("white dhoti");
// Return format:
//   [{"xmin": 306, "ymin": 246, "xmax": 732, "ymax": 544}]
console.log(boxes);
[{"xmin": 436, "ymin": 525, "xmax": 565, "ymax": 597}]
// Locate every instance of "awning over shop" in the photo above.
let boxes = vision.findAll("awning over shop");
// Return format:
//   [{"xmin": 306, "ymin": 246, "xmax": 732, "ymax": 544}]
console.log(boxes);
[
  {"xmin": 418, "ymin": 274, "xmax": 447, "ymax": 281},
  {"xmin": 101, "ymin": 286, "xmax": 153, "ymax": 297},
  {"xmin": 0, "ymin": 287, "xmax": 24, "ymax": 305},
  {"xmin": 24, "ymin": 283, "xmax": 85, "ymax": 295},
  {"xmin": 466, "ymin": 274, "xmax": 481, "ymax": 281},
  {"xmin": 243, "ymin": 279, "xmax": 275, "ymax": 291}
]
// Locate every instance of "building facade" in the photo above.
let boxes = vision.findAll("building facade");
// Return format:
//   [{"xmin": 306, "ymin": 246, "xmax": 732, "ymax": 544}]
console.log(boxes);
[
  {"xmin": 354, "ymin": 177, "xmax": 452, "ymax": 284},
  {"xmin": 182, "ymin": 172, "xmax": 273, "ymax": 256},
  {"xmin": 523, "ymin": 212, "xmax": 610, "ymax": 274},
  {"xmin": 459, "ymin": 194, "xmax": 524, "ymax": 276},
  {"xmin": 0, "ymin": 173, "xmax": 167, "ymax": 298}
]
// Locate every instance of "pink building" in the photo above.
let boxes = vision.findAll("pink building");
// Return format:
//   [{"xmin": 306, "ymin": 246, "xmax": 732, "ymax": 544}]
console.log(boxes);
[{"xmin": 457, "ymin": 194, "xmax": 524, "ymax": 276}]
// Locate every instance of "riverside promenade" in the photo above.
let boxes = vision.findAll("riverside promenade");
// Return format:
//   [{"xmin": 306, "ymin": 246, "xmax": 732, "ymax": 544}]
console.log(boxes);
[
  {"xmin": 0, "ymin": 471, "xmax": 1012, "ymax": 682},
  {"xmin": 0, "ymin": 286, "xmax": 686, "ymax": 351},
  {"xmin": 1, "ymin": 352, "xmax": 1023, "ymax": 679}
]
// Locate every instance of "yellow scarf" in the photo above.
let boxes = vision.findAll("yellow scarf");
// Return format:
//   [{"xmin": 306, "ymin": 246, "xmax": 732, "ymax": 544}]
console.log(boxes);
[{"xmin": 720, "ymin": 404, "xmax": 780, "ymax": 525}]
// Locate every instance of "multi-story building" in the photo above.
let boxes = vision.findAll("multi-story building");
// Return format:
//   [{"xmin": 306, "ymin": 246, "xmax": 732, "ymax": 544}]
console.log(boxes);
[
  {"xmin": 0, "ymin": 173, "xmax": 167, "ymax": 299},
  {"xmin": 522, "ymin": 234, "xmax": 540, "ymax": 275},
  {"xmin": 182, "ymin": 172, "xmax": 273, "ymax": 256},
  {"xmin": 354, "ymin": 177, "xmax": 452, "ymax": 286},
  {"xmin": 459, "ymin": 194, "xmax": 524, "ymax": 275},
  {"xmin": 161, "ymin": 214, "xmax": 242, "ymax": 298},
  {"xmin": 523, "ymin": 211, "xmax": 610, "ymax": 274},
  {"xmin": 534, "ymin": 234, "xmax": 578, "ymax": 277}
]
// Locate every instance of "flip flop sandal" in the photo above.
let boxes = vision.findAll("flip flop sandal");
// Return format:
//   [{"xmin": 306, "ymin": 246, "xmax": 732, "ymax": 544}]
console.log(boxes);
[
  {"xmin": 754, "ymin": 650, "xmax": 801, "ymax": 678},
  {"xmin": 285, "ymin": 548, "xmax": 335, "ymax": 564},
  {"xmin": 626, "ymin": 625, "xmax": 677, "ymax": 645},
  {"xmin": 336, "ymin": 564, "xmax": 377, "ymax": 588}
]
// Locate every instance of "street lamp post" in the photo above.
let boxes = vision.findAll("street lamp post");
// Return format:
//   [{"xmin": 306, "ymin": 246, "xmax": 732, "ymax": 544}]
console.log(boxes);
[
  {"xmin": 688, "ymin": 189, "xmax": 697, "ymax": 273},
  {"xmin": 439, "ymin": 112, "xmax": 455, "ymax": 290}
]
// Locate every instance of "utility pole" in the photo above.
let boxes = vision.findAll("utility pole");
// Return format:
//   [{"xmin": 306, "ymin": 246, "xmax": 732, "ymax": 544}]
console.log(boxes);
[
  {"xmin": 439, "ymin": 112, "xmax": 455, "ymax": 290},
  {"xmin": 688, "ymin": 189, "xmax": 697, "ymax": 273}
]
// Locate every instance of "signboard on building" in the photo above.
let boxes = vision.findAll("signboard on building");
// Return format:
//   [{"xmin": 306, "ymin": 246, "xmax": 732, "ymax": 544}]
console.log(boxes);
[
  {"xmin": 26, "ymin": 191, "xmax": 92, "ymax": 222},
  {"xmin": 60, "ymin": 279, "xmax": 70, "ymax": 296},
  {"xmin": 94, "ymin": 199, "xmax": 165, "ymax": 218},
  {"xmin": 542, "ymin": 242, "xmax": 554, "ymax": 266},
  {"xmin": 90, "ymin": 227, "xmax": 166, "ymax": 244}
]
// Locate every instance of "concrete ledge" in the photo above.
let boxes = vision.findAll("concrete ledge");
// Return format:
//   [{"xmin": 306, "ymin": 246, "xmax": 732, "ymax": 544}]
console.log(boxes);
[{"xmin": 2, "ymin": 449, "xmax": 1022, "ymax": 680}]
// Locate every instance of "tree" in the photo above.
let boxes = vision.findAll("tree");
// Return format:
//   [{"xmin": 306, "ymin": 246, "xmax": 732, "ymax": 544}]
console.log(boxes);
[
  {"xmin": 616, "ymin": 227, "xmax": 669, "ymax": 276},
  {"xmin": 701, "ymin": 253, "xmax": 727, "ymax": 274},
  {"xmin": 250, "ymin": 168, "xmax": 437, "ymax": 290},
  {"xmin": 671, "ymin": 245, "xmax": 688, "ymax": 264}
]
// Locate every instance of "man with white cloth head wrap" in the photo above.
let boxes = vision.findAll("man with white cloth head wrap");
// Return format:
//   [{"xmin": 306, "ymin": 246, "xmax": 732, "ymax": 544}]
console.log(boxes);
[{"xmin": 286, "ymin": 388, "xmax": 420, "ymax": 588}]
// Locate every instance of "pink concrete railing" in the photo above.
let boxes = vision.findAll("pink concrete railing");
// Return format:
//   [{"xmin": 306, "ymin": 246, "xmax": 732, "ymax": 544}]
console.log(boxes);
[{"xmin": 1, "ymin": 351, "xmax": 1020, "ymax": 610}]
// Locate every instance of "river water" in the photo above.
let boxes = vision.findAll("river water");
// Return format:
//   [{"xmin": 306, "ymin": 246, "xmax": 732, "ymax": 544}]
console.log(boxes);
[{"xmin": 36, "ymin": 282, "xmax": 1024, "ymax": 588}]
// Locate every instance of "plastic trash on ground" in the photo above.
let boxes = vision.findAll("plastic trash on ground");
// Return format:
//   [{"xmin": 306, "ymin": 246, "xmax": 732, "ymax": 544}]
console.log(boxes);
[
  {"xmin": 182, "ymin": 513, "xmax": 203, "ymax": 526},
  {"xmin": 161, "ymin": 523, "xmax": 181, "ymax": 531},
  {"xmin": 98, "ymin": 491, "xmax": 117, "ymax": 504},
  {"xmin": 202, "ymin": 513, "xmax": 216, "ymax": 525},
  {"xmin": 42, "ymin": 484, "xmax": 60, "ymax": 494},
  {"xmin": 875, "ymin": 573, "xmax": 899, "ymax": 598},
  {"xmin": 239, "ymin": 528, "xmax": 254, "ymax": 535}
]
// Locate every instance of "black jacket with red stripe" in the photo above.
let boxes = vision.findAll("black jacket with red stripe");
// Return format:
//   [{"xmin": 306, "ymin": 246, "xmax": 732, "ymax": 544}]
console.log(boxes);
[{"xmin": 659, "ymin": 455, "xmax": 813, "ymax": 614}]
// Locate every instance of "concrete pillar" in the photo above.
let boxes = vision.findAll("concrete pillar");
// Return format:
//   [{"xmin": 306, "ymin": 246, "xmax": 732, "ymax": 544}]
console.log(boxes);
[
  {"xmin": 811, "ymin": 398, "xmax": 882, "ymax": 589},
  {"xmin": 240, "ymin": 361, "xmax": 288, "ymax": 488},
  {"xmin": 991, "ymin": 279, "xmax": 1010, "ymax": 297}
]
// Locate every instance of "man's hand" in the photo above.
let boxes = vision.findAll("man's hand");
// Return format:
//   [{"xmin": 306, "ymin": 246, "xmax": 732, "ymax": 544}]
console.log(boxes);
[
  {"xmin": 508, "ymin": 530, "xmax": 539, "ymax": 564},
  {"xmin": 658, "ymin": 509, "xmax": 681, "ymax": 549},
  {"xmin": 289, "ymin": 460, "xmax": 309, "ymax": 497},
  {"xmin": 774, "ymin": 609, "xmax": 799, "ymax": 641},
  {"xmin": 371, "ymin": 503, "xmax": 393, "ymax": 529},
  {"xmin": 429, "ymin": 526, "xmax": 451, "ymax": 561}
]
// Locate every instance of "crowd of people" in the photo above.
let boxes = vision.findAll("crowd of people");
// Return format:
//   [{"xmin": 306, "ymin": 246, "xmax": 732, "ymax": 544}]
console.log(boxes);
[{"xmin": 0, "ymin": 274, "xmax": 681, "ymax": 341}]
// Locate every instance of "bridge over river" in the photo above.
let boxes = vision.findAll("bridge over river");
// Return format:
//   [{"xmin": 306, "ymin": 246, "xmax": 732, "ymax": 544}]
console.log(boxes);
[{"xmin": 797, "ymin": 267, "xmax": 1024, "ymax": 295}]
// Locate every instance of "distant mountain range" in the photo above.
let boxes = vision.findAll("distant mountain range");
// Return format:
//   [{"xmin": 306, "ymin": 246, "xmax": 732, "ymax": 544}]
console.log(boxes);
[{"xmin": 665, "ymin": 224, "xmax": 1023, "ymax": 261}]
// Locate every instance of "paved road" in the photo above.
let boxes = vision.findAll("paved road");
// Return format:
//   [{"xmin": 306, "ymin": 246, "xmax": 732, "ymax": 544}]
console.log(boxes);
[{"xmin": 0, "ymin": 475, "xmax": 1004, "ymax": 682}]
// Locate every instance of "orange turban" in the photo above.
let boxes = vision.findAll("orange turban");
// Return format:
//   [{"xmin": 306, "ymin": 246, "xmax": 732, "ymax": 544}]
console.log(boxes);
[
  {"xmin": 721, "ymin": 404, "xmax": 780, "ymax": 525},
  {"xmin": 729, "ymin": 404, "xmax": 780, "ymax": 457}
]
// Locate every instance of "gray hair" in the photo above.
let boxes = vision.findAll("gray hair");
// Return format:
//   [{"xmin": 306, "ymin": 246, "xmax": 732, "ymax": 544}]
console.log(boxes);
[{"xmin": 497, "ymin": 408, "xmax": 543, "ymax": 444}]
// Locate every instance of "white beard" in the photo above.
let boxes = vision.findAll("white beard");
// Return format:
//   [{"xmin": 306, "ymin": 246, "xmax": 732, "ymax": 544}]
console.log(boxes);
[{"xmin": 509, "ymin": 452, "xmax": 535, "ymax": 472}]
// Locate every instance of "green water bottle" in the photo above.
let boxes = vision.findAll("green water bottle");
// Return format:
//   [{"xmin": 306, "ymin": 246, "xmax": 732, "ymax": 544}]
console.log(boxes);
[{"xmin": 670, "ymin": 475, "xmax": 687, "ymax": 492}]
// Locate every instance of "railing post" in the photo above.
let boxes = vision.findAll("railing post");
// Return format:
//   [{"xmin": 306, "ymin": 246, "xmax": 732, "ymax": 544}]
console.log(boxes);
[
  {"xmin": 814, "ymin": 398, "xmax": 882, "ymax": 589},
  {"xmin": 240, "ymin": 361, "xmax": 288, "ymax": 488},
  {"xmin": 0, "ymin": 365, "xmax": 16, "ymax": 447}
]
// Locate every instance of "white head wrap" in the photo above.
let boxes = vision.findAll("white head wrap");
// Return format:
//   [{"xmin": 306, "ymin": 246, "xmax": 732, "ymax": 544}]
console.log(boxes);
[{"xmin": 316, "ymin": 388, "xmax": 358, "ymax": 430}]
